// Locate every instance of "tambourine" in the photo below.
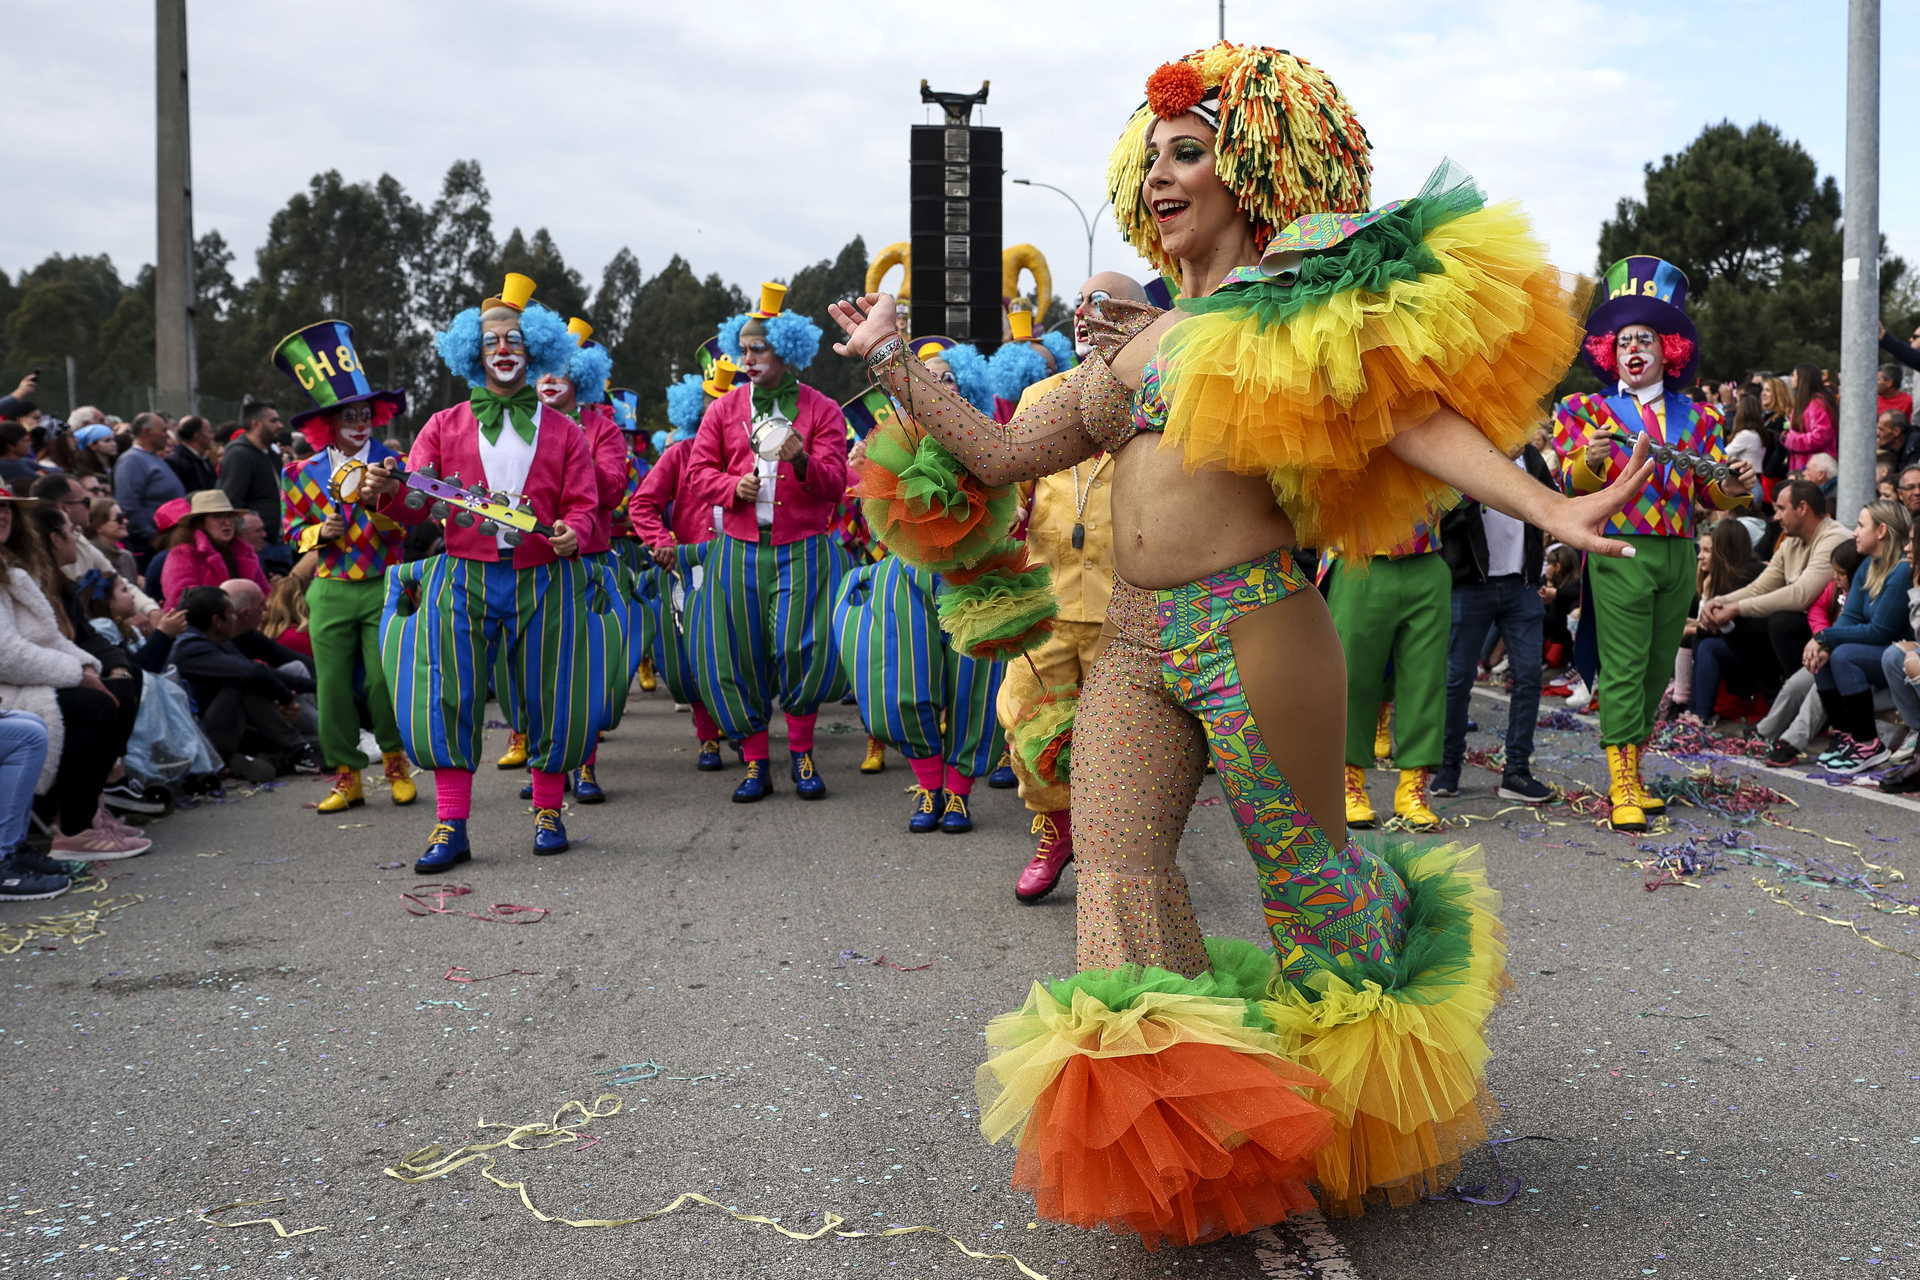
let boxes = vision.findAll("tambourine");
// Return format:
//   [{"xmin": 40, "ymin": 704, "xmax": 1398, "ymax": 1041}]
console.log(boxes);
[
  {"xmin": 329, "ymin": 458, "xmax": 371, "ymax": 504},
  {"xmin": 748, "ymin": 410, "xmax": 793, "ymax": 461},
  {"xmin": 329, "ymin": 459, "xmax": 555, "ymax": 547}
]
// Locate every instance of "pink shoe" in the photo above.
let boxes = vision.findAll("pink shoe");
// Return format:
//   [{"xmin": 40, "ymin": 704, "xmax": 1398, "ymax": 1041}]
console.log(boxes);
[
  {"xmin": 93, "ymin": 803, "xmax": 141, "ymax": 839},
  {"xmin": 1014, "ymin": 811, "xmax": 1073, "ymax": 904},
  {"xmin": 50, "ymin": 826, "xmax": 152, "ymax": 860}
]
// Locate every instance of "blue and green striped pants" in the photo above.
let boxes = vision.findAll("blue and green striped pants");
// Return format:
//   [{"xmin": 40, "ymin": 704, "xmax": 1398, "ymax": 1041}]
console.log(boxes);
[
  {"xmin": 833, "ymin": 557, "xmax": 1004, "ymax": 775},
  {"xmin": 633, "ymin": 542, "xmax": 709, "ymax": 706},
  {"xmin": 690, "ymin": 532, "xmax": 843, "ymax": 741},
  {"xmin": 381, "ymin": 554, "xmax": 622, "ymax": 774}
]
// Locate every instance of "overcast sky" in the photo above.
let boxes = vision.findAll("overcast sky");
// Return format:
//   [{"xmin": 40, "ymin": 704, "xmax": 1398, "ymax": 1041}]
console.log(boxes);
[{"xmin": 8, "ymin": 0, "xmax": 1918, "ymax": 315}]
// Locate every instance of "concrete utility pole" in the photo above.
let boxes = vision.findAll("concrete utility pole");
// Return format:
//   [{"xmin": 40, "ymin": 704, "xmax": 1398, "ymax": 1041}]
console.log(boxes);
[
  {"xmin": 154, "ymin": 0, "xmax": 198, "ymax": 415},
  {"xmin": 1837, "ymin": 0, "xmax": 1879, "ymax": 524}
]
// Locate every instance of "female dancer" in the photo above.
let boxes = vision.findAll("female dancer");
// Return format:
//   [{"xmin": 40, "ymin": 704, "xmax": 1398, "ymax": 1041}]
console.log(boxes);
[{"xmin": 831, "ymin": 41, "xmax": 1653, "ymax": 1247}]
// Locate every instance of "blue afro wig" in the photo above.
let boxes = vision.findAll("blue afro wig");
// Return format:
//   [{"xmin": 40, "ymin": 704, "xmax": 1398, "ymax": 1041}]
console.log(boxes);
[
  {"xmin": 987, "ymin": 340, "xmax": 1052, "ymax": 406},
  {"xmin": 650, "ymin": 429, "xmax": 671, "ymax": 455},
  {"xmin": 1038, "ymin": 330, "xmax": 1077, "ymax": 374},
  {"xmin": 717, "ymin": 309, "xmax": 823, "ymax": 371},
  {"xmin": 940, "ymin": 344, "xmax": 996, "ymax": 415},
  {"xmin": 435, "ymin": 301, "xmax": 577, "ymax": 389},
  {"xmin": 567, "ymin": 342, "xmax": 614, "ymax": 405},
  {"xmin": 664, "ymin": 373, "xmax": 707, "ymax": 437}
]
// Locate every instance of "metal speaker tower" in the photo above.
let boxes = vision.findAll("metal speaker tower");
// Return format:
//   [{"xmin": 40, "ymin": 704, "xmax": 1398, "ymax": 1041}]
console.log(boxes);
[{"xmin": 909, "ymin": 81, "xmax": 1002, "ymax": 351}]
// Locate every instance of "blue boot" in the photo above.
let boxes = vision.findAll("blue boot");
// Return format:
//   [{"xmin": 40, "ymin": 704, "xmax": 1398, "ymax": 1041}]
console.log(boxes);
[
  {"xmin": 907, "ymin": 786, "xmax": 944, "ymax": 834},
  {"xmin": 696, "ymin": 738, "xmax": 725, "ymax": 771},
  {"xmin": 414, "ymin": 819, "xmax": 471, "ymax": 874},
  {"xmin": 732, "ymin": 760, "xmax": 774, "ymax": 803},
  {"xmin": 986, "ymin": 758, "xmax": 1018, "ymax": 789},
  {"xmin": 572, "ymin": 764, "xmax": 606, "ymax": 804},
  {"xmin": 790, "ymin": 751, "xmax": 826, "ymax": 801},
  {"xmin": 532, "ymin": 807, "xmax": 569, "ymax": 856},
  {"xmin": 938, "ymin": 791, "xmax": 973, "ymax": 833}
]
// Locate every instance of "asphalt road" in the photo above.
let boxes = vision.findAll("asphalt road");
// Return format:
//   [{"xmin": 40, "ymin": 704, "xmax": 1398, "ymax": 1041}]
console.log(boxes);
[{"xmin": 2, "ymin": 688, "xmax": 1916, "ymax": 1280}]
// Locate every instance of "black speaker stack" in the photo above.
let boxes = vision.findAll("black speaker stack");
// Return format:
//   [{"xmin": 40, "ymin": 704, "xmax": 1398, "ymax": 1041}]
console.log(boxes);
[{"xmin": 909, "ymin": 83, "xmax": 1002, "ymax": 351}]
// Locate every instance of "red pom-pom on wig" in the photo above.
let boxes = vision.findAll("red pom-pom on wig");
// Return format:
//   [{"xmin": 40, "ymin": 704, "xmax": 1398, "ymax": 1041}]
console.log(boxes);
[
  {"xmin": 1145, "ymin": 60, "xmax": 1208, "ymax": 119},
  {"xmin": 1584, "ymin": 330, "xmax": 1693, "ymax": 381}
]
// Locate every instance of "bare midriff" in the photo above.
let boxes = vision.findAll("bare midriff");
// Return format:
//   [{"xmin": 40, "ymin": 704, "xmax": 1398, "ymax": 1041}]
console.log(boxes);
[{"xmin": 1110, "ymin": 438, "xmax": 1297, "ymax": 588}]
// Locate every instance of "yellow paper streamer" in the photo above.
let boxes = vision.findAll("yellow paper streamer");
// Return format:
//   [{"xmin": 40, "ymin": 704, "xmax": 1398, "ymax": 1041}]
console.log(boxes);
[
  {"xmin": 384, "ymin": 1095, "xmax": 1048, "ymax": 1280},
  {"xmin": 198, "ymin": 1197, "xmax": 327, "ymax": 1237},
  {"xmin": 0, "ymin": 893, "xmax": 144, "ymax": 955},
  {"xmin": 1754, "ymin": 878, "xmax": 1920, "ymax": 961}
]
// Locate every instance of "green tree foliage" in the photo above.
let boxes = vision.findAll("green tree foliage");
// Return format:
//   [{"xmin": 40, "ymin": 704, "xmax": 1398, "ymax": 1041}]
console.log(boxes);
[
  {"xmin": 611, "ymin": 255, "xmax": 747, "ymax": 428},
  {"xmin": 781, "ymin": 236, "xmax": 869, "ymax": 403},
  {"xmin": 1595, "ymin": 121, "xmax": 1906, "ymax": 384},
  {"xmin": 590, "ymin": 248, "xmax": 644, "ymax": 354}
]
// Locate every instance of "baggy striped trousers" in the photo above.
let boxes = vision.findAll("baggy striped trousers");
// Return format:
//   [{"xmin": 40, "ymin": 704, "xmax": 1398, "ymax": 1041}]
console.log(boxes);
[
  {"xmin": 381, "ymin": 554, "xmax": 622, "ymax": 775},
  {"xmin": 690, "ymin": 531, "xmax": 842, "ymax": 741},
  {"xmin": 611, "ymin": 538, "xmax": 653, "ymax": 680},
  {"xmin": 632, "ymin": 542, "xmax": 709, "ymax": 706},
  {"xmin": 833, "ymin": 557, "xmax": 1004, "ymax": 776}
]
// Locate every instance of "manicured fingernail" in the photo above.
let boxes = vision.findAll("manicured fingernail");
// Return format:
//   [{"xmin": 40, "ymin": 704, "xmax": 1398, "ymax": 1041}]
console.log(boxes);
[{"xmin": 1621, "ymin": 545, "xmax": 1637, "ymax": 558}]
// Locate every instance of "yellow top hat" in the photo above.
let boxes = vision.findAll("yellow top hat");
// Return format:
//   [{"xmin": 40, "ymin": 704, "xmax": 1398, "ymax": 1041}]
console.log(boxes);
[
  {"xmin": 916, "ymin": 341, "xmax": 950, "ymax": 361},
  {"xmin": 482, "ymin": 272, "xmax": 536, "ymax": 312},
  {"xmin": 566, "ymin": 316, "xmax": 594, "ymax": 346},
  {"xmin": 1007, "ymin": 306, "xmax": 1036, "ymax": 342},
  {"xmin": 750, "ymin": 282, "xmax": 787, "ymax": 319},
  {"xmin": 704, "ymin": 357, "xmax": 742, "ymax": 398}
]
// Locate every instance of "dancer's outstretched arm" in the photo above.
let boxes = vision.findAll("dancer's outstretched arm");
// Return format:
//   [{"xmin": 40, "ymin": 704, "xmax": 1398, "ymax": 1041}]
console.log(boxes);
[{"xmin": 829, "ymin": 292, "xmax": 1139, "ymax": 486}]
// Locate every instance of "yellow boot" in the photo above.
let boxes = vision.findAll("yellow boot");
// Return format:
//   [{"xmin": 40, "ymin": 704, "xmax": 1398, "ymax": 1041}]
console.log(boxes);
[
  {"xmin": 1605, "ymin": 744, "xmax": 1648, "ymax": 832},
  {"xmin": 496, "ymin": 731, "xmax": 527, "ymax": 769},
  {"xmin": 1624, "ymin": 742, "xmax": 1665, "ymax": 814},
  {"xmin": 1344, "ymin": 764, "xmax": 1376, "ymax": 829},
  {"xmin": 1393, "ymin": 767, "xmax": 1441, "ymax": 831},
  {"xmin": 316, "ymin": 767, "xmax": 363, "ymax": 813},
  {"xmin": 860, "ymin": 737, "xmax": 887, "ymax": 774},
  {"xmin": 636, "ymin": 657, "xmax": 659, "ymax": 693},
  {"xmin": 1372, "ymin": 703, "xmax": 1394, "ymax": 763},
  {"xmin": 383, "ymin": 751, "xmax": 417, "ymax": 806}
]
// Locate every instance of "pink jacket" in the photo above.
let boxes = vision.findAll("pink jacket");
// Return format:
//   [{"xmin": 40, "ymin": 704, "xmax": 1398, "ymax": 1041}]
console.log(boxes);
[
  {"xmin": 572, "ymin": 404, "xmax": 630, "ymax": 555},
  {"xmin": 161, "ymin": 527, "xmax": 269, "ymax": 609},
  {"xmin": 682, "ymin": 383, "xmax": 849, "ymax": 546},
  {"xmin": 377, "ymin": 400, "xmax": 599, "ymax": 567},
  {"xmin": 1806, "ymin": 578, "xmax": 1839, "ymax": 633},
  {"xmin": 1782, "ymin": 399, "xmax": 1835, "ymax": 472},
  {"xmin": 628, "ymin": 440, "xmax": 714, "ymax": 548}
]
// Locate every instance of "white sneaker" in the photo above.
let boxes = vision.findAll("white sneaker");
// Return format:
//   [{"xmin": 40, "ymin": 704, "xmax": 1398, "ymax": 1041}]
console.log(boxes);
[
  {"xmin": 1557, "ymin": 677, "xmax": 1590, "ymax": 706},
  {"xmin": 1889, "ymin": 737, "xmax": 1917, "ymax": 766}
]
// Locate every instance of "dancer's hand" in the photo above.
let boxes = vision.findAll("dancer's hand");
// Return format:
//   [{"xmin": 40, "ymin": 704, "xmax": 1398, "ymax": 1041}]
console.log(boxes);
[
  {"xmin": 1533, "ymin": 434, "xmax": 1658, "ymax": 559},
  {"xmin": 827, "ymin": 293, "xmax": 898, "ymax": 360},
  {"xmin": 734, "ymin": 472, "xmax": 760, "ymax": 502},
  {"xmin": 548, "ymin": 520, "xmax": 579, "ymax": 558}
]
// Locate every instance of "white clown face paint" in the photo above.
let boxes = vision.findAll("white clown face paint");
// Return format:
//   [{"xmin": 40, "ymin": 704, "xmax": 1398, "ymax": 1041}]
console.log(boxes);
[{"xmin": 1616, "ymin": 324, "xmax": 1665, "ymax": 392}]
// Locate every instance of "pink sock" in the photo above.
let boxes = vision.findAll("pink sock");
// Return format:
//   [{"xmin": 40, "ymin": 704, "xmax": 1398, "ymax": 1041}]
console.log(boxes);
[
  {"xmin": 584, "ymin": 743, "xmax": 598, "ymax": 767},
  {"xmin": 530, "ymin": 769, "xmax": 566, "ymax": 810},
  {"xmin": 741, "ymin": 730, "xmax": 770, "ymax": 763},
  {"xmin": 690, "ymin": 702, "xmax": 721, "ymax": 742},
  {"xmin": 784, "ymin": 712, "xmax": 817, "ymax": 754},
  {"xmin": 942, "ymin": 765, "xmax": 974, "ymax": 797},
  {"xmin": 909, "ymin": 756, "xmax": 945, "ymax": 791},
  {"xmin": 434, "ymin": 768, "xmax": 473, "ymax": 821}
]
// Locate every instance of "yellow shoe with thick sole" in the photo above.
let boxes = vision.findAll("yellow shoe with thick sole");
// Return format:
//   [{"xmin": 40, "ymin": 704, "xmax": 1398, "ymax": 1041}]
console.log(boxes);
[
  {"xmin": 1344, "ymin": 764, "xmax": 1376, "ymax": 829},
  {"xmin": 636, "ymin": 657, "xmax": 659, "ymax": 693},
  {"xmin": 383, "ymin": 752, "xmax": 417, "ymax": 806},
  {"xmin": 316, "ymin": 768, "xmax": 363, "ymax": 813},
  {"xmin": 496, "ymin": 732, "xmax": 527, "ymax": 769},
  {"xmin": 1606, "ymin": 744, "xmax": 1648, "ymax": 832},
  {"xmin": 1624, "ymin": 742, "xmax": 1665, "ymax": 813},
  {"xmin": 860, "ymin": 737, "xmax": 887, "ymax": 774},
  {"xmin": 1372, "ymin": 703, "xmax": 1394, "ymax": 763},
  {"xmin": 1393, "ymin": 767, "xmax": 1441, "ymax": 831}
]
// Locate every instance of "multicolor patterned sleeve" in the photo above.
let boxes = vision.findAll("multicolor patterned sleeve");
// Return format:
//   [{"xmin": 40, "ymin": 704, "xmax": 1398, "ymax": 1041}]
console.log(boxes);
[
  {"xmin": 1551, "ymin": 394, "xmax": 1611, "ymax": 497},
  {"xmin": 1694, "ymin": 404, "xmax": 1745, "ymax": 511},
  {"xmin": 281, "ymin": 460, "xmax": 325, "ymax": 552}
]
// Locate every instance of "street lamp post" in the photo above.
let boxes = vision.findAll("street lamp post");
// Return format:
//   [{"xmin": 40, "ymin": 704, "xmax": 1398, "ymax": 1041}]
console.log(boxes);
[{"xmin": 1012, "ymin": 178, "xmax": 1110, "ymax": 284}]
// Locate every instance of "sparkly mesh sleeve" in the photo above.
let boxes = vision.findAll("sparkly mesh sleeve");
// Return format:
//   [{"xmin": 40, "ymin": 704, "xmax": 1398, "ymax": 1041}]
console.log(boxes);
[{"xmin": 873, "ymin": 349, "xmax": 1123, "ymax": 487}]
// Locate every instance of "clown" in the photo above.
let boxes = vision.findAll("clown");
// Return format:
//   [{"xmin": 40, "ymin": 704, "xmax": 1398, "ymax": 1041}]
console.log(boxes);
[
  {"xmin": 832, "ymin": 41, "xmax": 1656, "ymax": 1246},
  {"xmin": 271, "ymin": 319, "xmax": 415, "ymax": 814},
  {"xmin": 359, "ymin": 273, "xmax": 616, "ymax": 870},
  {"xmin": 1552, "ymin": 256, "xmax": 1753, "ymax": 832},
  {"xmin": 628, "ymin": 353, "xmax": 739, "ymax": 769},
  {"xmin": 683, "ymin": 282, "xmax": 850, "ymax": 803}
]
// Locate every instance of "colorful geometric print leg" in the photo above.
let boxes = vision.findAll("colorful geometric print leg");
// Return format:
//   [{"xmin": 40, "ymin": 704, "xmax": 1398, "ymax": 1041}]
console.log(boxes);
[{"xmin": 1070, "ymin": 581, "xmax": 1210, "ymax": 978}]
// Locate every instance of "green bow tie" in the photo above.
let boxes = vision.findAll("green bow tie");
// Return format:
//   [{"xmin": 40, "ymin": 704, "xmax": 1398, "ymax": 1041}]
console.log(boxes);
[{"xmin": 470, "ymin": 385, "xmax": 539, "ymax": 446}]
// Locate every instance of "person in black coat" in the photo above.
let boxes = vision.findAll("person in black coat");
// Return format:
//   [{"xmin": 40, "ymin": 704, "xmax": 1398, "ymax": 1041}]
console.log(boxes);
[{"xmin": 1432, "ymin": 442, "xmax": 1556, "ymax": 803}]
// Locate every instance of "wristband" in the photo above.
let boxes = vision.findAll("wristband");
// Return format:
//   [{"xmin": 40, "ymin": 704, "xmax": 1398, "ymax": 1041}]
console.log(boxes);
[{"xmin": 865, "ymin": 336, "xmax": 905, "ymax": 371}]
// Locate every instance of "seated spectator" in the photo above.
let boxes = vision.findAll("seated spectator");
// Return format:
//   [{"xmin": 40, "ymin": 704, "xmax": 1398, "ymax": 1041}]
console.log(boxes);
[
  {"xmin": 1783, "ymin": 365, "xmax": 1838, "ymax": 472},
  {"xmin": 219, "ymin": 577, "xmax": 313, "ymax": 682},
  {"xmin": 160, "ymin": 490, "xmax": 268, "ymax": 609},
  {"xmin": 1760, "ymin": 542, "xmax": 1863, "ymax": 766},
  {"xmin": 1900, "ymin": 466, "xmax": 1920, "ymax": 523},
  {"xmin": 1679, "ymin": 521, "xmax": 1766, "ymax": 720},
  {"xmin": 1724, "ymin": 392, "xmax": 1770, "ymax": 485},
  {"xmin": 0, "ymin": 422, "xmax": 37, "ymax": 492},
  {"xmin": 0, "ymin": 711, "xmax": 70, "ymax": 900},
  {"xmin": 1699, "ymin": 480, "xmax": 1850, "ymax": 692},
  {"xmin": 71, "ymin": 423, "xmax": 118, "ymax": 484},
  {"xmin": 262, "ymin": 575, "xmax": 313, "ymax": 659},
  {"xmin": 1809, "ymin": 500, "xmax": 1915, "ymax": 773},
  {"xmin": 86, "ymin": 497, "xmax": 140, "ymax": 582},
  {"xmin": 32, "ymin": 474, "xmax": 164, "ymax": 627},
  {"xmin": 1876, "ymin": 521, "xmax": 1920, "ymax": 792},
  {"xmin": 171, "ymin": 585, "xmax": 317, "ymax": 781},
  {"xmin": 166, "ymin": 415, "xmax": 219, "ymax": 492},
  {"xmin": 1802, "ymin": 452, "xmax": 1838, "ymax": 500},
  {"xmin": 1877, "ymin": 364, "xmax": 1914, "ymax": 422},
  {"xmin": 79, "ymin": 571, "xmax": 218, "ymax": 791},
  {"xmin": 0, "ymin": 495, "xmax": 147, "ymax": 860},
  {"xmin": 1539, "ymin": 544, "xmax": 1579, "ymax": 673},
  {"xmin": 1878, "ymin": 409, "xmax": 1920, "ymax": 473}
]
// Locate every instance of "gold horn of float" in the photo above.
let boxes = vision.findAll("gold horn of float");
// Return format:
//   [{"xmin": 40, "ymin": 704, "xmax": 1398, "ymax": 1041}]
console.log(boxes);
[
  {"xmin": 866, "ymin": 242, "xmax": 912, "ymax": 299},
  {"xmin": 1001, "ymin": 244, "xmax": 1050, "ymax": 315}
]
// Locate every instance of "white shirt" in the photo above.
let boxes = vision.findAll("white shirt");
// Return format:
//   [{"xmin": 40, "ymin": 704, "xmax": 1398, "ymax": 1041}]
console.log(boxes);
[
  {"xmin": 754, "ymin": 453, "xmax": 778, "ymax": 528},
  {"xmin": 1480, "ymin": 453, "xmax": 1527, "ymax": 577},
  {"xmin": 475, "ymin": 405, "xmax": 540, "ymax": 550}
]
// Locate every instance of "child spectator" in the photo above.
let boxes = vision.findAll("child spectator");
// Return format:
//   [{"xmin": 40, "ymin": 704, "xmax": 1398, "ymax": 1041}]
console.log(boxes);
[{"xmin": 1810, "ymin": 500, "xmax": 1915, "ymax": 773}]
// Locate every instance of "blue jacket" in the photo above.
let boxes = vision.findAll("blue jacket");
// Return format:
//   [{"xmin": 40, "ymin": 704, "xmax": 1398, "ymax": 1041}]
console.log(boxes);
[
  {"xmin": 1818, "ymin": 560, "xmax": 1915, "ymax": 648},
  {"xmin": 113, "ymin": 447, "xmax": 186, "ymax": 551}
]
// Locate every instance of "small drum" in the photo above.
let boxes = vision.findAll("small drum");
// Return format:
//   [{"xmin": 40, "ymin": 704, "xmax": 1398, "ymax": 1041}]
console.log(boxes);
[
  {"xmin": 748, "ymin": 411, "xmax": 793, "ymax": 461},
  {"xmin": 329, "ymin": 458, "xmax": 370, "ymax": 504}
]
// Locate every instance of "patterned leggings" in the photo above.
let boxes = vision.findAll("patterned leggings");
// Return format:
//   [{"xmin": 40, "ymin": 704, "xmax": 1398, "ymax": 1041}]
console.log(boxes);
[{"xmin": 1074, "ymin": 549, "xmax": 1410, "ymax": 983}]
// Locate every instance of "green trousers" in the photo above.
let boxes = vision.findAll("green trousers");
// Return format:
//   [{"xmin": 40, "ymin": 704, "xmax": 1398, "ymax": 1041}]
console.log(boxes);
[
  {"xmin": 1588, "ymin": 535, "xmax": 1694, "ymax": 747},
  {"xmin": 309, "ymin": 575, "xmax": 402, "ymax": 771},
  {"xmin": 1327, "ymin": 553, "xmax": 1450, "ymax": 768}
]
